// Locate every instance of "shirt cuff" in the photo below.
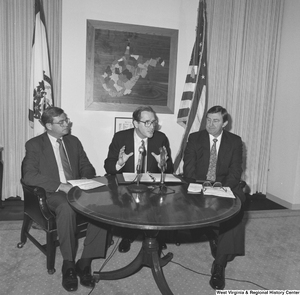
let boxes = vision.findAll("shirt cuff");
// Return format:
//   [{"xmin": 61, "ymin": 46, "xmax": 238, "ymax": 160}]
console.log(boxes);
[{"xmin": 116, "ymin": 162, "xmax": 125, "ymax": 171}]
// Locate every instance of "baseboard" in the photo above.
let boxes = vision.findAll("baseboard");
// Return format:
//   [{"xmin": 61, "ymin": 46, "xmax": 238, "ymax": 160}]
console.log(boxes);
[
  {"xmin": 266, "ymin": 192, "xmax": 300, "ymax": 210},
  {"xmin": 244, "ymin": 209, "xmax": 300, "ymax": 219}
]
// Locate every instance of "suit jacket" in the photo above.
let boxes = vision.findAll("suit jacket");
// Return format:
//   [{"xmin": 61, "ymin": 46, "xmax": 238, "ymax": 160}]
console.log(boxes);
[
  {"xmin": 104, "ymin": 128, "xmax": 174, "ymax": 175},
  {"xmin": 22, "ymin": 132, "xmax": 95, "ymax": 194},
  {"xmin": 183, "ymin": 129, "xmax": 245, "ymax": 202}
]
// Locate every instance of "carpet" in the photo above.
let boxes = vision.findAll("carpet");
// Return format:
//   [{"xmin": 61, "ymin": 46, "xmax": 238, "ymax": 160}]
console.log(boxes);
[{"xmin": 0, "ymin": 209, "xmax": 299, "ymax": 295}]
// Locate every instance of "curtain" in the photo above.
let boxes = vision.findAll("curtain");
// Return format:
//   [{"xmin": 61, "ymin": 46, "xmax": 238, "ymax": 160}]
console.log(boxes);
[
  {"xmin": 205, "ymin": 0, "xmax": 284, "ymax": 194},
  {"xmin": 0, "ymin": 0, "xmax": 61, "ymax": 200}
]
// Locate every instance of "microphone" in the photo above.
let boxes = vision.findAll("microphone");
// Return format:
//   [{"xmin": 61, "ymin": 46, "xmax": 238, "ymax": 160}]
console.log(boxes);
[
  {"xmin": 136, "ymin": 141, "xmax": 145, "ymax": 173},
  {"xmin": 159, "ymin": 147, "xmax": 166, "ymax": 171},
  {"xmin": 128, "ymin": 140, "xmax": 148, "ymax": 193}
]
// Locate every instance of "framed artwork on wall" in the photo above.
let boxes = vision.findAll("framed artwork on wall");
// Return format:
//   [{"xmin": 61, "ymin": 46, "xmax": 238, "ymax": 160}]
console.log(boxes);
[
  {"xmin": 85, "ymin": 20, "xmax": 178, "ymax": 114},
  {"xmin": 114, "ymin": 117, "xmax": 133, "ymax": 133}
]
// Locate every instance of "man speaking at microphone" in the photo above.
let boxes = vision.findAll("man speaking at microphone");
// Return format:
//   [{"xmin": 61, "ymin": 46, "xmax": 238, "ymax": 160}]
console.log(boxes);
[{"xmin": 104, "ymin": 105, "xmax": 174, "ymax": 253}]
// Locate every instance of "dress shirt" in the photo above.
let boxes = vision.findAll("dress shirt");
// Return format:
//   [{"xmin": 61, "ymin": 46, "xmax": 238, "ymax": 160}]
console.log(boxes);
[{"xmin": 208, "ymin": 132, "xmax": 223, "ymax": 155}]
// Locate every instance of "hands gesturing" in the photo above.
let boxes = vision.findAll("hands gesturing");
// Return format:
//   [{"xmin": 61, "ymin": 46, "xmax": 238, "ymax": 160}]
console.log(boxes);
[
  {"xmin": 117, "ymin": 145, "xmax": 133, "ymax": 166},
  {"xmin": 117, "ymin": 145, "xmax": 168, "ymax": 170},
  {"xmin": 151, "ymin": 146, "xmax": 168, "ymax": 170}
]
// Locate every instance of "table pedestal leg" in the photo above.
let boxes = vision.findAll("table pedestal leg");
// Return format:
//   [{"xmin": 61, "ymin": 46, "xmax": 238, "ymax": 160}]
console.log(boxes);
[{"xmin": 94, "ymin": 230, "xmax": 174, "ymax": 295}]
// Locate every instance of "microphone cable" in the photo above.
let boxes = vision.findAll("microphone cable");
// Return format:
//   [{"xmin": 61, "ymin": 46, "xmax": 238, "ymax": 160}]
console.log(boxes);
[
  {"xmin": 87, "ymin": 241, "xmax": 268, "ymax": 294},
  {"xmin": 88, "ymin": 237, "xmax": 121, "ymax": 295},
  {"xmin": 161, "ymin": 250, "xmax": 269, "ymax": 290}
]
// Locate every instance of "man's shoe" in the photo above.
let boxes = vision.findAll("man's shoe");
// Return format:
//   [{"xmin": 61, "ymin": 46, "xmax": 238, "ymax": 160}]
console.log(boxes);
[
  {"xmin": 209, "ymin": 262, "xmax": 225, "ymax": 290},
  {"xmin": 75, "ymin": 260, "xmax": 95, "ymax": 289},
  {"xmin": 62, "ymin": 268, "xmax": 78, "ymax": 292},
  {"xmin": 118, "ymin": 238, "xmax": 131, "ymax": 253}
]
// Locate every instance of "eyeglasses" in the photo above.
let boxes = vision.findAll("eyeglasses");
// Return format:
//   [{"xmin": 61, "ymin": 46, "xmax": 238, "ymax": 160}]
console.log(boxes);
[
  {"xmin": 52, "ymin": 118, "xmax": 71, "ymax": 127},
  {"xmin": 203, "ymin": 181, "xmax": 227, "ymax": 192},
  {"xmin": 138, "ymin": 120, "xmax": 158, "ymax": 127}
]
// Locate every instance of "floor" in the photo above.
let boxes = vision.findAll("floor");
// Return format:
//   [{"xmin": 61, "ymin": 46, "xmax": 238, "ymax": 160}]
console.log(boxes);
[
  {"xmin": 0, "ymin": 193, "xmax": 286, "ymax": 221},
  {"xmin": 243, "ymin": 193, "xmax": 286, "ymax": 211}
]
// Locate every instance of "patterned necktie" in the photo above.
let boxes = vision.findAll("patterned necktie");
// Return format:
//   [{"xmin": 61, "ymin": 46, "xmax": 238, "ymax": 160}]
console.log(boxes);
[
  {"xmin": 206, "ymin": 138, "xmax": 218, "ymax": 182},
  {"xmin": 140, "ymin": 140, "xmax": 146, "ymax": 173},
  {"xmin": 57, "ymin": 138, "xmax": 73, "ymax": 181}
]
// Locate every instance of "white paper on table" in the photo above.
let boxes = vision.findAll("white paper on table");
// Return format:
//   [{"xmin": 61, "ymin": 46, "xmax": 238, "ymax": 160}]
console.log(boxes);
[
  {"xmin": 68, "ymin": 179, "xmax": 105, "ymax": 190},
  {"xmin": 187, "ymin": 183, "xmax": 203, "ymax": 193},
  {"xmin": 203, "ymin": 187, "xmax": 235, "ymax": 198},
  {"xmin": 123, "ymin": 173, "xmax": 182, "ymax": 183}
]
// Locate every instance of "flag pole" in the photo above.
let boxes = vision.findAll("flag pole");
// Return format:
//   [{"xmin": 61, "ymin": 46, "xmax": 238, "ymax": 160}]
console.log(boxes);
[
  {"xmin": 29, "ymin": 0, "xmax": 54, "ymax": 136},
  {"xmin": 174, "ymin": 0, "xmax": 207, "ymax": 173}
]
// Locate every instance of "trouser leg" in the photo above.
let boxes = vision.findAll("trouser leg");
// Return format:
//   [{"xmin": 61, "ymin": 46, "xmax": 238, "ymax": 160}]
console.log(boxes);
[
  {"xmin": 47, "ymin": 191, "xmax": 77, "ymax": 261},
  {"xmin": 216, "ymin": 207, "xmax": 245, "ymax": 257},
  {"xmin": 81, "ymin": 222, "xmax": 108, "ymax": 259}
]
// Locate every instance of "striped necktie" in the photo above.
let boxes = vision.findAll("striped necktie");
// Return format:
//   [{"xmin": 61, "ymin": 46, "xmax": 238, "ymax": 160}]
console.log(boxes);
[
  {"xmin": 57, "ymin": 138, "xmax": 73, "ymax": 181},
  {"xmin": 206, "ymin": 138, "xmax": 218, "ymax": 182}
]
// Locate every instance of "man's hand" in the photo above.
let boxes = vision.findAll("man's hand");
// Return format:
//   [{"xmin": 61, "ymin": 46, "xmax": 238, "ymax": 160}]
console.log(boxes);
[
  {"xmin": 117, "ymin": 145, "xmax": 133, "ymax": 166},
  {"xmin": 58, "ymin": 183, "xmax": 73, "ymax": 193},
  {"xmin": 151, "ymin": 146, "xmax": 168, "ymax": 169}
]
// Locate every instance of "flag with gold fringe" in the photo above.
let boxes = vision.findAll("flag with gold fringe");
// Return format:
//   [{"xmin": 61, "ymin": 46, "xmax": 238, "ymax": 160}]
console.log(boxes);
[
  {"xmin": 174, "ymin": 0, "xmax": 207, "ymax": 174},
  {"xmin": 29, "ymin": 0, "xmax": 54, "ymax": 136}
]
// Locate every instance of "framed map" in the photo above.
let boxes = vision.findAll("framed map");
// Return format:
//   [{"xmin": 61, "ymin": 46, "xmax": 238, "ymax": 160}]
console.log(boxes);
[{"xmin": 85, "ymin": 20, "xmax": 178, "ymax": 114}]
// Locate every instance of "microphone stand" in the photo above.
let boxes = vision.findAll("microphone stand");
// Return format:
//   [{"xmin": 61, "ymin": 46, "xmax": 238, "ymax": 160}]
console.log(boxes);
[
  {"xmin": 151, "ymin": 149, "xmax": 174, "ymax": 196},
  {"xmin": 128, "ymin": 147, "xmax": 148, "ymax": 193}
]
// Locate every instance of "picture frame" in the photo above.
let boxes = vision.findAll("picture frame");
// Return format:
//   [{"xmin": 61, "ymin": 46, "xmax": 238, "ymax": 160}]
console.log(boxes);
[
  {"xmin": 114, "ymin": 117, "xmax": 134, "ymax": 133},
  {"xmin": 85, "ymin": 20, "xmax": 178, "ymax": 114}
]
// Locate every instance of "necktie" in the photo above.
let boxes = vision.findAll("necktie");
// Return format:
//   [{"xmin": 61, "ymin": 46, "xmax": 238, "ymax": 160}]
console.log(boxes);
[
  {"xmin": 140, "ymin": 140, "xmax": 146, "ymax": 173},
  {"xmin": 206, "ymin": 138, "xmax": 218, "ymax": 182},
  {"xmin": 57, "ymin": 138, "xmax": 73, "ymax": 181}
]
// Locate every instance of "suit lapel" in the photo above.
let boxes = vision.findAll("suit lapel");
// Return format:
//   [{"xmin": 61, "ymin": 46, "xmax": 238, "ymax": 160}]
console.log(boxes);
[
  {"xmin": 217, "ymin": 131, "xmax": 230, "ymax": 170},
  {"xmin": 202, "ymin": 131, "xmax": 211, "ymax": 173},
  {"xmin": 41, "ymin": 133, "xmax": 60, "ymax": 179},
  {"xmin": 63, "ymin": 136, "xmax": 75, "ymax": 173},
  {"xmin": 125, "ymin": 129, "xmax": 135, "ymax": 172}
]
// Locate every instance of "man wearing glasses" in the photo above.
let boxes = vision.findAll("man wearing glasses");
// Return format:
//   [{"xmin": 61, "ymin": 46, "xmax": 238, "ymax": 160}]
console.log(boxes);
[
  {"xmin": 183, "ymin": 105, "xmax": 245, "ymax": 290},
  {"xmin": 22, "ymin": 107, "xmax": 108, "ymax": 292},
  {"xmin": 104, "ymin": 105, "xmax": 174, "ymax": 253}
]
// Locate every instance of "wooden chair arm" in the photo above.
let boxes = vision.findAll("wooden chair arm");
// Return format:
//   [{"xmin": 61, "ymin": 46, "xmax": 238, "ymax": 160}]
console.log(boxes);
[{"xmin": 32, "ymin": 186, "xmax": 55, "ymax": 221}]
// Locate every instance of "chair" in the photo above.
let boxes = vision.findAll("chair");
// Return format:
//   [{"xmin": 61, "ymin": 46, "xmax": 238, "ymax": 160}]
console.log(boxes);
[{"xmin": 17, "ymin": 180, "xmax": 89, "ymax": 274}]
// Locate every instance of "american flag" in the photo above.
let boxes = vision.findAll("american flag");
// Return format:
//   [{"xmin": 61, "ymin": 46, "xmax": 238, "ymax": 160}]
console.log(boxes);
[
  {"xmin": 29, "ymin": 0, "xmax": 53, "ymax": 136},
  {"xmin": 174, "ymin": 0, "xmax": 207, "ymax": 173}
]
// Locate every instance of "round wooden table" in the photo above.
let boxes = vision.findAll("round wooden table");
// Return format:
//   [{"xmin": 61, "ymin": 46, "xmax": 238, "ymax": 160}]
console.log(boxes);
[{"xmin": 67, "ymin": 175, "xmax": 241, "ymax": 295}]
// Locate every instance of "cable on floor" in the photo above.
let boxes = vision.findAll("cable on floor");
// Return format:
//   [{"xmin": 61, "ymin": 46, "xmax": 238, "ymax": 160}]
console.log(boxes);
[
  {"xmin": 162, "ymin": 251, "xmax": 269, "ymax": 290},
  {"xmin": 87, "ymin": 237, "xmax": 121, "ymax": 295},
  {"xmin": 87, "ymin": 241, "xmax": 269, "ymax": 294}
]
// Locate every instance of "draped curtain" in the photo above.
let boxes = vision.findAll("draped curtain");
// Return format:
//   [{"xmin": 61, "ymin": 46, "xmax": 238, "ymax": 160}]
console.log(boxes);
[
  {"xmin": 205, "ymin": 0, "xmax": 284, "ymax": 193},
  {"xmin": 0, "ymin": 0, "xmax": 61, "ymax": 200}
]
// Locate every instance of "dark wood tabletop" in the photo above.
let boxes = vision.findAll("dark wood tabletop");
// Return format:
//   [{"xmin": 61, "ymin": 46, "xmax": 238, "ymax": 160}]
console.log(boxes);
[
  {"xmin": 67, "ymin": 175, "xmax": 241, "ymax": 295},
  {"xmin": 67, "ymin": 175, "xmax": 241, "ymax": 230}
]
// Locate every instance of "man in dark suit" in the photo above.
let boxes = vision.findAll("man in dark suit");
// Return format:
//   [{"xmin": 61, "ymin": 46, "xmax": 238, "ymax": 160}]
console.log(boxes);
[
  {"xmin": 22, "ymin": 107, "xmax": 107, "ymax": 292},
  {"xmin": 183, "ymin": 105, "xmax": 245, "ymax": 290},
  {"xmin": 104, "ymin": 105, "xmax": 174, "ymax": 252}
]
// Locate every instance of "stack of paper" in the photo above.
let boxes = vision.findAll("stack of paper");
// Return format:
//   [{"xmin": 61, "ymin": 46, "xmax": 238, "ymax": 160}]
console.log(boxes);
[
  {"xmin": 68, "ymin": 179, "xmax": 105, "ymax": 190},
  {"xmin": 187, "ymin": 183, "xmax": 203, "ymax": 193},
  {"xmin": 123, "ymin": 173, "xmax": 182, "ymax": 183},
  {"xmin": 203, "ymin": 187, "xmax": 235, "ymax": 198}
]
